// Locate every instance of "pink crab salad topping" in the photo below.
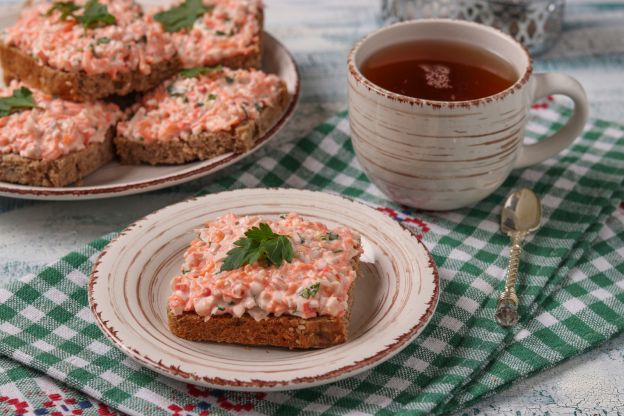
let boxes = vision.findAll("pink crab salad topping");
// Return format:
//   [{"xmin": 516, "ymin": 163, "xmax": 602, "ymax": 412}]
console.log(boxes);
[
  {"xmin": 116, "ymin": 67, "xmax": 283, "ymax": 142},
  {"xmin": 3, "ymin": 0, "xmax": 176, "ymax": 77},
  {"xmin": 168, "ymin": 213, "xmax": 362, "ymax": 321},
  {"xmin": 0, "ymin": 81, "xmax": 122, "ymax": 161}
]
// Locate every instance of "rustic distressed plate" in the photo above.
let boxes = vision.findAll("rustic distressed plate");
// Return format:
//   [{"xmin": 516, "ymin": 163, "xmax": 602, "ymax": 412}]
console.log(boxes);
[
  {"xmin": 89, "ymin": 188, "xmax": 439, "ymax": 391},
  {"xmin": 0, "ymin": 4, "xmax": 299, "ymax": 200}
]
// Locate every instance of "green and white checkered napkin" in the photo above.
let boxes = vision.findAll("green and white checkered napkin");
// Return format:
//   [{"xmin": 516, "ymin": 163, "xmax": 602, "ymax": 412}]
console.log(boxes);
[{"xmin": 1, "ymin": 104, "xmax": 623, "ymax": 416}]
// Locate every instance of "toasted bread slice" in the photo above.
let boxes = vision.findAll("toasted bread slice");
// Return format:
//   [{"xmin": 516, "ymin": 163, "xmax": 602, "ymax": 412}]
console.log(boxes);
[
  {"xmin": 115, "ymin": 69, "xmax": 289, "ymax": 165},
  {"xmin": 0, "ymin": 133, "xmax": 113, "ymax": 187},
  {"xmin": 0, "ymin": 43, "xmax": 181, "ymax": 103}
]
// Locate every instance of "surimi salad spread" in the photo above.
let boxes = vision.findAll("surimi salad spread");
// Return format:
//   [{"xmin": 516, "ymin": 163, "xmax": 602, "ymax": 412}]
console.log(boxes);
[
  {"xmin": 168, "ymin": 213, "xmax": 362, "ymax": 321},
  {"xmin": 153, "ymin": 0, "xmax": 262, "ymax": 68},
  {"xmin": 2, "ymin": 0, "xmax": 176, "ymax": 77},
  {"xmin": 116, "ymin": 67, "xmax": 283, "ymax": 142},
  {"xmin": 0, "ymin": 81, "xmax": 122, "ymax": 160}
]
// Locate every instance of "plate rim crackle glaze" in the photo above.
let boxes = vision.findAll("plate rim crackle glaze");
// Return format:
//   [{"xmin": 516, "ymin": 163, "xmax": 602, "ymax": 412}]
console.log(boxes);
[
  {"xmin": 0, "ymin": 4, "xmax": 300, "ymax": 200},
  {"xmin": 88, "ymin": 188, "xmax": 440, "ymax": 391}
]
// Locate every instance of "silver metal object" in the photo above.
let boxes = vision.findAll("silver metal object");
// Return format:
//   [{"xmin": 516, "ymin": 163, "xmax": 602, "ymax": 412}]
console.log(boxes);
[
  {"xmin": 381, "ymin": 0, "xmax": 565, "ymax": 54},
  {"xmin": 495, "ymin": 188, "xmax": 542, "ymax": 327}
]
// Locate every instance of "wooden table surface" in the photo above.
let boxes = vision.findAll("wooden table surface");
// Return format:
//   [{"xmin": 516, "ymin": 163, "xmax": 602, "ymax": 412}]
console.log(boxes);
[{"xmin": 1, "ymin": 0, "xmax": 623, "ymax": 414}]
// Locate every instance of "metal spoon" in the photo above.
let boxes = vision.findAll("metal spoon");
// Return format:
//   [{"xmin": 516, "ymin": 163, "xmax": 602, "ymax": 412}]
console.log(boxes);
[{"xmin": 495, "ymin": 188, "xmax": 542, "ymax": 327}]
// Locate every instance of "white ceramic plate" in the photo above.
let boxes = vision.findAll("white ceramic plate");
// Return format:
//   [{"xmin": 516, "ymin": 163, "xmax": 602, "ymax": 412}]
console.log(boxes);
[
  {"xmin": 89, "ymin": 188, "xmax": 439, "ymax": 391},
  {"xmin": 0, "ymin": 4, "xmax": 299, "ymax": 200}
]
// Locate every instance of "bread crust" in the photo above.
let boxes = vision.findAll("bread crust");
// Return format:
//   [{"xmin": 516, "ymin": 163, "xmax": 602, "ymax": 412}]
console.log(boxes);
[
  {"xmin": 0, "ymin": 42, "xmax": 181, "ymax": 102},
  {"xmin": 213, "ymin": 50, "xmax": 261, "ymax": 71},
  {"xmin": 168, "ymin": 255, "xmax": 360, "ymax": 349},
  {"xmin": 114, "ymin": 81, "xmax": 289, "ymax": 165},
  {"xmin": 0, "ymin": 131, "xmax": 114, "ymax": 187},
  {"xmin": 168, "ymin": 309, "xmax": 349, "ymax": 349}
]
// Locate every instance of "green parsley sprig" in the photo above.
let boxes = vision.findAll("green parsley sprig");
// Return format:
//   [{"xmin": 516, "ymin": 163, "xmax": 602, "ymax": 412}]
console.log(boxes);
[
  {"xmin": 46, "ymin": 1, "xmax": 80, "ymax": 20},
  {"xmin": 78, "ymin": 0, "xmax": 116, "ymax": 29},
  {"xmin": 46, "ymin": 0, "xmax": 116, "ymax": 29},
  {"xmin": 179, "ymin": 65, "xmax": 223, "ymax": 78},
  {"xmin": 0, "ymin": 87, "xmax": 37, "ymax": 118},
  {"xmin": 220, "ymin": 223, "xmax": 294, "ymax": 272},
  {"xmin": 154, "ymin": 0, "xmax": 211, "ymax": 33}
]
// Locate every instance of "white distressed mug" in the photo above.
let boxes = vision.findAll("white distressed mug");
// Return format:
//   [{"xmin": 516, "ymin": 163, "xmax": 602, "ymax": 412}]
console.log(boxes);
[{"xmin": 347, "ymin": 19, "xmax": 589, "ymax": 211}]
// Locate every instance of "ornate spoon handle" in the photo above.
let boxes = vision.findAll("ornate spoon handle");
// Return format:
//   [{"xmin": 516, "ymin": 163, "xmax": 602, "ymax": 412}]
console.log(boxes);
[{"xmin": 495, "ymin": 232, "xmax": 524, "ymax": 327}]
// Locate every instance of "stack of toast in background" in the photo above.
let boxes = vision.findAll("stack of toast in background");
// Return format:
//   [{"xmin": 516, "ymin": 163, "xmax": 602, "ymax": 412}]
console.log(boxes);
[{"xmin": 0, "ymin": 0, "xmax": 288, "ymax": 186}]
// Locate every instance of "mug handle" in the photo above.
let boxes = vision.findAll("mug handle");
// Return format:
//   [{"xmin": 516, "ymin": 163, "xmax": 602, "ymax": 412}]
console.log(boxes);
[{"xmin": 514, "ymin": 73, "xmax": 589, "ymax": 169}]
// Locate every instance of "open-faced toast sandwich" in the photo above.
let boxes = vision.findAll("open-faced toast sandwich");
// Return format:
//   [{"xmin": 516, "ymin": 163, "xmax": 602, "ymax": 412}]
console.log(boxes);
[
  {"xmin": 168, "ymin": 213, "xmax": 362, "ymax": 349},
  {"xmin": 0, "ymin": 0, "xmax": 180, "ymax": 102},
  {"xmin": 115, "ymin": 65, "xmax": 288, "ymax": 164},
  {"xmin": 0, "ymin": 81, "xmax": 122, "ymax": 186}
]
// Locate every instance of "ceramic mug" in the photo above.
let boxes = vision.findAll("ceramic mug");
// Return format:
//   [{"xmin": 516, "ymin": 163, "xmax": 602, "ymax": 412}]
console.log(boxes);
[{"xmin": 347, "ymin": 19, "xmax": 589, "ymax": 211}]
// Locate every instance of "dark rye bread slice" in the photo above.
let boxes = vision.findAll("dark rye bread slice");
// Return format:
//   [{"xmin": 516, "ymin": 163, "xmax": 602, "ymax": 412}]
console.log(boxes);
[
  {"xmin": 115, "ymin": 81, "xmax": 288, "ymax": 165},
  {"xmin": 168, "ymin": 257, "xmax": 360, "ymax": 349},
  {"xmin": 0, "ymin": 43, "xmax": 181, "ymax": 102},
  {"xmin": 0, "ymin": 130, "xmax": 114, "ymax": 187}
]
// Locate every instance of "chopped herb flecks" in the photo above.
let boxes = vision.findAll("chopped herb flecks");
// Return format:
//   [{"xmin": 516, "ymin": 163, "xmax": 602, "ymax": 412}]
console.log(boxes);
[
  {"xmin": 300, "ymin": 282, "xmax": 321, "ymax": 299},
  {"xmin": 321, "ymin": 231, "xmax": 339, "ymax": 241}
]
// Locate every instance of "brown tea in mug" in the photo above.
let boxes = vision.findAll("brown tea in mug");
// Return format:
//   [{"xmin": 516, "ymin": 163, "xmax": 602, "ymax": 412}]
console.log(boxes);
[{"xmin": 361, "ymin": 40, "xmax": 518, "ymax": 101}]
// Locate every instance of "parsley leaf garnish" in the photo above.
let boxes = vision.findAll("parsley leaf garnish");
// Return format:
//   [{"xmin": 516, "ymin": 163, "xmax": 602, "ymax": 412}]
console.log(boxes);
[
  {"xmin": 77, "ymin": 0, "xmax": 116, "ymax": 29},
  {"xmin": 300, "ymin": 282, "xmax": 320, "ymax": 299},
  {"xmin": 179, "ymin": 64, "xmax": 222, "ymax": 78},
  {"xmin": 154, "ymin": 0, "xmax": 210, "ymax": 33},
  {"xmin": 320, "ymin": 231, "xmax": 339, "ymax": 241},
  {"xmin": 46, "ymin": 1, "xmax": 80, "ymax": 20},
  {"xmin": 225, "ymin": 76, "xmax": 235, "ymax": 84},
  {"xmin": 207, "ymin": 93, "xmax": 217, "ymax": 100},
  {"xmin": 46, "ymin": 0, "xmax": 115, "ymax": 28},
  {"xmin": 96, "ymin": 37, "xmax": 111, "ymax": 44},
  {"xmin": 0, "ymin": 87, "xmax": 37, "ymax": 118},
  {"xmin": 220, "ymin": 223, "xmax": 294, "ymax": 272}
]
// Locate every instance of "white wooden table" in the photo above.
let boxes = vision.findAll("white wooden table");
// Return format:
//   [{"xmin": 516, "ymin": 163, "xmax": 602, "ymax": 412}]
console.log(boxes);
[{"xmin": 1, "ymin": 0, "xmax": 623, "ymax": 414}]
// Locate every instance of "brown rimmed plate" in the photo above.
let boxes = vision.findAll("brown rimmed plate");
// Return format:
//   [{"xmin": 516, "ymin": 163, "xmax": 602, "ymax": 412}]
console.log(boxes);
[
  {"xmin": 88, "ymin": 188, "xmax": 439, "ymax": 391},
  {"xmin": 0, "ymin": 3, "xmax": 299, "ymax": 200}
]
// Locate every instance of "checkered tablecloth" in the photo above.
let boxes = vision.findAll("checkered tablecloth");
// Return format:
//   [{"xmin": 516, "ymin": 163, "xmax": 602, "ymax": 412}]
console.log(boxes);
[{"xmin": 0, "ymin": 104, "xmax": 623, "ymax": 416}]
